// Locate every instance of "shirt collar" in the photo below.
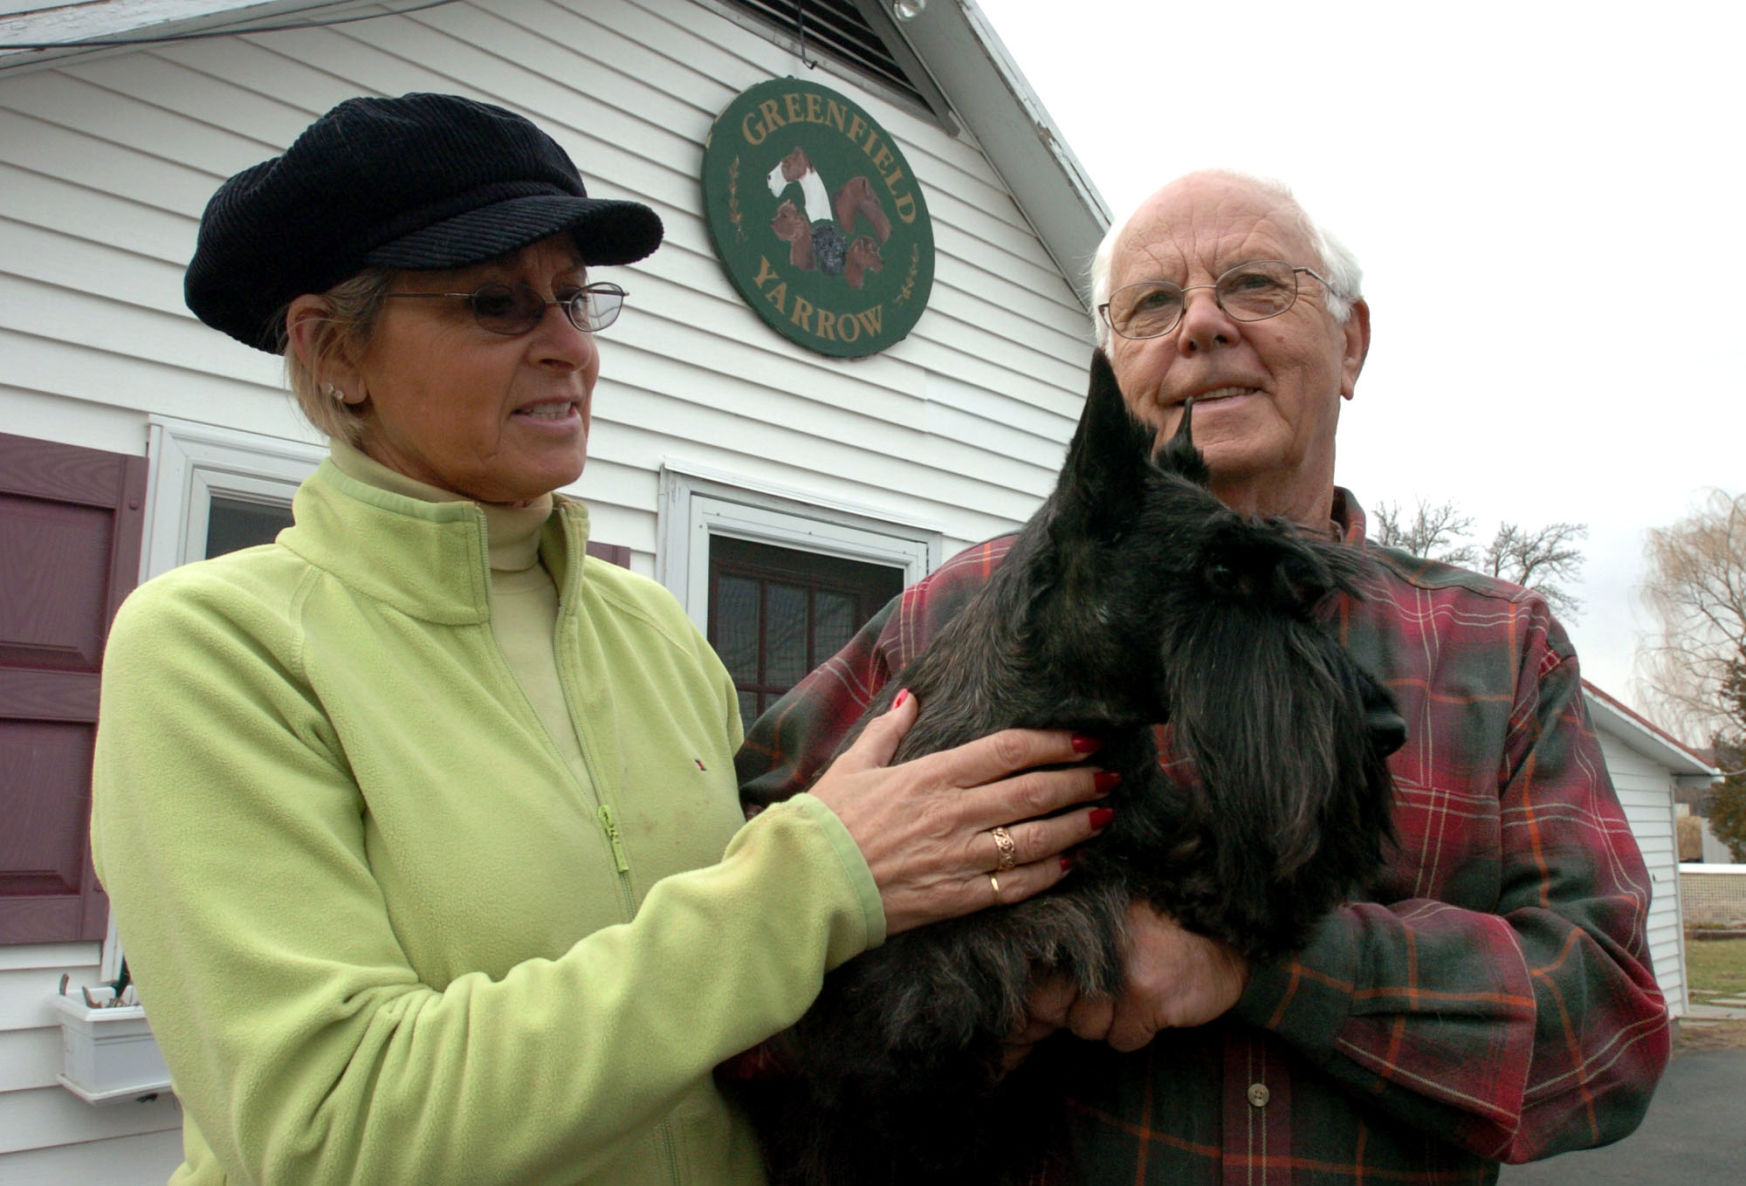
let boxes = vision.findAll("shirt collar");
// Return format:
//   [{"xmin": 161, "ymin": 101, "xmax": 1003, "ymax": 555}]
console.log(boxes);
[{"xmin": 329, "ymin": 438, "xmax": 551, "ymax": 573}]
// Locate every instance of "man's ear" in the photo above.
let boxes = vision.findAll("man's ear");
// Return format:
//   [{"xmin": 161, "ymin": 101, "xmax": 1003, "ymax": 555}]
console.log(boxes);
[
  {"xmin": 1340, "ymin": 298, "xmax": 1370, "ymax": 401},
  {"xmin": 286, "ymin": 294, "xmax": 365, "ymax": 404}
]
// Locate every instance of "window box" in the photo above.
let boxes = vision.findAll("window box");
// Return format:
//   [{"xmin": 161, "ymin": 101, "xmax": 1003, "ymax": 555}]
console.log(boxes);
[{"xmin": 50, "ymin": 985, "xmax": 172, "ymax": 1104}]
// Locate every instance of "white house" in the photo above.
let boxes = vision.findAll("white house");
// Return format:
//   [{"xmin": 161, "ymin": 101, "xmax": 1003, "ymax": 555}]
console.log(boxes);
[
  {"xmin": 0, "ymin": 0, "xmax": 1105, "ymax": 1177},
  {"xmin": 1581, "ymin": 679, "xmax": 1722, "ymax": 1021}
]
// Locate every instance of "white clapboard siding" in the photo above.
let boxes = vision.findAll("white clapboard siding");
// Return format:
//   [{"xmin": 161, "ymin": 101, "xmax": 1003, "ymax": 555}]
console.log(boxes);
[
  {"xmin": 0, "ymin": 1128, "xmax": 185, "ymax": 1186},
  {"xmin": 1593, "ymin": 729, "xmax": 1688, "ymax": 1015},
  {"xmin": 2, "ymin": 2, "xmax": 1092, "ymax": 543},
  {"xmin": 0, "ymin": 946, "xmax": 182, "ymax": 1169},
  {"xmin": 0, "ymin": 1, "xmax": 1095, "ymax": 1173}
]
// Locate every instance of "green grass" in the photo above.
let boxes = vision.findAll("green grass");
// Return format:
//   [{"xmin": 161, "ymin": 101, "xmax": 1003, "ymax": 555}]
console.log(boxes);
[{"xmin": 1686, "ymin": 937, "xmax": 1746, "ymax": 996}]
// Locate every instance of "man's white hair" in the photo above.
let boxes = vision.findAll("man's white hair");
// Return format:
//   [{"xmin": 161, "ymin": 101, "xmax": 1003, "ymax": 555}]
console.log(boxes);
[{"xmin": 1087, "ymin": 170, "xmax": 1363, "ymax": 348}]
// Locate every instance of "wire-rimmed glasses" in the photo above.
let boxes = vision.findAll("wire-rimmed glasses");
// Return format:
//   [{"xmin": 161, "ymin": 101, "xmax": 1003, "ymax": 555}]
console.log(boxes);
[
  {"xmin": 1099, "ymin": 261, "xmax": 1330, "ymax": 340},
  {"xmin": 384, "ymin": 281, "xmax": 627, "ymax": 335}
]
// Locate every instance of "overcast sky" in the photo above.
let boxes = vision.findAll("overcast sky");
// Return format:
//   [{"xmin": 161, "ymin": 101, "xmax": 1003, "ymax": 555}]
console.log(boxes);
[{"xmin": 975, "ymin": 0, "xmax": 1744, "ymax": 724}]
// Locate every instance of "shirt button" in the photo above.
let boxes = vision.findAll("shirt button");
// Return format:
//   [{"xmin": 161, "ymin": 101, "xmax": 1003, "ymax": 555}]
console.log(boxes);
[{"xmin": 1247, "ymin": 1083, "xmax": 1271, "ymax": 1108}]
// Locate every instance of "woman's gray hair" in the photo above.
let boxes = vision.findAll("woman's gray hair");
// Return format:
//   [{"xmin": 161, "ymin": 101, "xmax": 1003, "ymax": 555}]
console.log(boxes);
[
  {"xmin": 280, "ymin": 268, "xmax": 393, "ymax": 444},
  {"xmin": 1087, "ymin": 171, "xmax": 1363, "ymax": 348}
]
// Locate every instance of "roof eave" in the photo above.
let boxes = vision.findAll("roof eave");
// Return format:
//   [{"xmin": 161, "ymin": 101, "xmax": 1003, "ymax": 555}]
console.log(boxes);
[
  {"xmin": 1583, "ymin": 679, "xmax": 1721, "ymax": 779},
  {"xmin": 0, "ymin": 0, "xmax": 388, "ymax": 74},
  {"xmin": 891, "ymin": 0, "xmax": 1109, "ymax": 305}
]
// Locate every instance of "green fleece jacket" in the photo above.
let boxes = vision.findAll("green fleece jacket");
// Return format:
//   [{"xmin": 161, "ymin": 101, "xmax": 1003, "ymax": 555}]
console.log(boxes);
[{"xmin": 91, "ymin": 460, "xmax": 884, "ymax": 1185}]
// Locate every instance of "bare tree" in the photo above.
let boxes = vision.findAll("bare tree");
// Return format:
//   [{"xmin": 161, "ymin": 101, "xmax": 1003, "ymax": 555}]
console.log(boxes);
[
  {"xmin": 1481, "ymin": 521, "xmax": 1588, "ymax": 619},
  {"xmin": 1639, "ymin": 490, "xmax": 1746, "ymax": 741},
  {"xmin": 1638, "ymin": 491, "xmax": 1746, "ymax": 859},
  {"xmin": 1373, "ymin": 500, "xmax": 1586, "ymax": 620},
  {"xmin": 1372, "ymin": 499, "xmax": 1477, "ymax": 566}
]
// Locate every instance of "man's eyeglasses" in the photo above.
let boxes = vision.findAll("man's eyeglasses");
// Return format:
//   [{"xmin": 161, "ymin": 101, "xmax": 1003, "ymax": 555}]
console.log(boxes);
[
  {"xmin": 384, "ymin": 281, "xmax": 627, "ymax": 335},
  {"xmin": 1099, "ymin": 261, "xmax": 1331, "ymax": 340}
]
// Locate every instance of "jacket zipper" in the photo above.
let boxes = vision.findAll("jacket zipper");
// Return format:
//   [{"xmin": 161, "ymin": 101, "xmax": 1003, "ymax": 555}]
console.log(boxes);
[
  {"xmin": 487, "ymin": 520, "xmax": 682, "ymax": 1184},
  {"xmin": 560, "ymin": 598, "xmax": 684, "ymax": 1186},
  {"xmin": 547, "ymin": 597, "xmax": 641, "ymax": 921},
  {"xmin": 596, "ymin": 803, "xmax": 630, "ymax": 873}
]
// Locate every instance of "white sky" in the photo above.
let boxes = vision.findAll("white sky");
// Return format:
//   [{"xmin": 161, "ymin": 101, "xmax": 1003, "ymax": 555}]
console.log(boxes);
[{"xmin": 975, "ymin": 0, "xmax": 1745, "ymax": 723}]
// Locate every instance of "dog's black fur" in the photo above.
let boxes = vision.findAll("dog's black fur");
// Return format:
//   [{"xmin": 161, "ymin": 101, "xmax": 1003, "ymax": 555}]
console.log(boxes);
[{"xmin": 737, "ymin": 350, "xmax": 1403, "ymax": 1185}]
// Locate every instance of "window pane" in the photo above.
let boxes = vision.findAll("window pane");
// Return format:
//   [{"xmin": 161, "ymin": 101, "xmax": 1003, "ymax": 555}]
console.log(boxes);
[
  {"xmin": 738, "ymin": 690, "xmax": 761, "ymax": 733},
  {"xmin": 814, "ymin": 590, "xmax": 858, "ymax": 659},
  {"xmin": 205, "ymin": 496, "xmax": 294, "ymax": 558},
  {"xmin": 715, "ymin": 576, "xmax": 761, "ymax": 683},
  {"xmin": 707, "ymin": 535, "xmax": 905, "ymax": 728},
  {"xmin": 765, "ymin": 583, "xmax": 809, "ymax": 686}
]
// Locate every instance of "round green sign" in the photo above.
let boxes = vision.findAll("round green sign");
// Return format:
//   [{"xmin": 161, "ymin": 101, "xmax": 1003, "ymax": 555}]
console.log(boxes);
[{"xmin": 702, "ymin": 78, "xmax": 935, "ymax": 358}]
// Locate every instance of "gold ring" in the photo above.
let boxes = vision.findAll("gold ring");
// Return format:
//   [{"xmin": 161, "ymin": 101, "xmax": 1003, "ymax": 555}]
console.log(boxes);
[
  {"xmin": 989, "ymin": 873, "xmax": 1001, "ymax": 901},
  {"xmin": 990, "ymin": 825, "xmax": 1018, "ymax": 871}
]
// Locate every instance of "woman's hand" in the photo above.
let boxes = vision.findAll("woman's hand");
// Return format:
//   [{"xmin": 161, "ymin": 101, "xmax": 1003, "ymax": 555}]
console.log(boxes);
[
  {"xmin": 1005, "ymin": 904, "xmax": 1250, "ymax": 1061},
  {"xmin": 807, "ymin": 691, "xmax": 1115, "ymax": 935}
]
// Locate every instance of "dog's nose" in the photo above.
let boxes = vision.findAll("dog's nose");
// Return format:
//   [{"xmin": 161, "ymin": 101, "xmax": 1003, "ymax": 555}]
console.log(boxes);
[{"xmin": 1367, "ymin": 706, "xmax": 1408, "ymax": 758}]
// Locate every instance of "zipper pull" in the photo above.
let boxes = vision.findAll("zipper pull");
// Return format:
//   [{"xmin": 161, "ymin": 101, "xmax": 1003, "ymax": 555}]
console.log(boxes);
[{"xmin": 597, "ymin": 804, "xmax": 630, "ymax": 873}]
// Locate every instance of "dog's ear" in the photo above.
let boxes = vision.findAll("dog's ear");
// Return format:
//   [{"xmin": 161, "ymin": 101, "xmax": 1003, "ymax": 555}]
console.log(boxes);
[
  {"xmin": 1157, "ymin": 399, "xmax": 1211, "ymax": 487},
  {"xmin": 1053, "ymin": 350, "xmax": 1158, "ymax": 537}
]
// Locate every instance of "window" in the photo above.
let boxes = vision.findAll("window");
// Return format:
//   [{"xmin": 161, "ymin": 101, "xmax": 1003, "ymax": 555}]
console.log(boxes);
[
  {"xmin": 710, "ymin": 536, "xmax": 901, "ymax": 728},
  {"xmin": 141, "ymin": 417, "xmax": 324, "ymax": 579},
  {"xmin": 204, "ymin": 495, "xmax": 296, "ymax": 558},
  {"xmin": 657, "ymin": 462, "xmax": 940, "ymax": 731}
]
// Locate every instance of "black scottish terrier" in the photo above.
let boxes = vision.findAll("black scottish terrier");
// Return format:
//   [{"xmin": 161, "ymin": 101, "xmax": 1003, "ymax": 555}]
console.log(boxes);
[{"xmin": 741, "ymin": 350, "xmax": 1403, "ymax": 1185}]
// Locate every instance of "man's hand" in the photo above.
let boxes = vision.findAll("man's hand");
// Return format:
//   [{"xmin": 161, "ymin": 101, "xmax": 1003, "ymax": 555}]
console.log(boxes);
[
  {"xmin": 1001, "ymin": 975, "xmax": 1079, "ymax": 1071},
  {"xmin": 1006, "ymin": 903, "xmax": 1252, "ymax": 1063}
]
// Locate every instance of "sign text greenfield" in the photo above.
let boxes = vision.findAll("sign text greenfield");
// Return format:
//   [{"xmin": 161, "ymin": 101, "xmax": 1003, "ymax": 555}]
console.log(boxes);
[{"xmin": 702, "ymin": 79, "xmax": 934, "ymax": 358}]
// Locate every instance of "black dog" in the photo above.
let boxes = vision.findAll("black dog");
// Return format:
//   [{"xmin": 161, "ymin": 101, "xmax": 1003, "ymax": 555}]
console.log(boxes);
[{"xmin": 740, "ymin": 350, "xmax": 1403, "ymax": 1185}]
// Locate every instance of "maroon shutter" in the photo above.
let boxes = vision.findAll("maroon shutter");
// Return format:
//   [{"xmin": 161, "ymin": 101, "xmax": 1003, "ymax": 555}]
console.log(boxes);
[
  {"xmin": 0, "ymin": 432, "xmax": 147, "ymax": 944},
  {"xmin": 584, "ymin": 541, "xmax": 631, "ymax": 568}
]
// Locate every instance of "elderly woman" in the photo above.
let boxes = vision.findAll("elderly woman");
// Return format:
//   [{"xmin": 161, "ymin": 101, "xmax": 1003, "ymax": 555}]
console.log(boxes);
[{"xmin": 90, "ymin": 93, "xmax": 1110, "ymax": 1186}]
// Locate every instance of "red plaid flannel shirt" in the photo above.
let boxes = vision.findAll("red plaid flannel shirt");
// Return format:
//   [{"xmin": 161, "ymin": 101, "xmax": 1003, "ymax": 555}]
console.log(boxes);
[{"xmin": 736, "ymin": 490, "xmax": 1670, "ymax": 1184}]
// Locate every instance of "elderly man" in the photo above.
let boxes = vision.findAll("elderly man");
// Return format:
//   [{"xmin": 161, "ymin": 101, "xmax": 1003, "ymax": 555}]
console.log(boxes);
[{"xmin": 738, "ymin": 171, "xmax": 1669, "ymax": 1183}]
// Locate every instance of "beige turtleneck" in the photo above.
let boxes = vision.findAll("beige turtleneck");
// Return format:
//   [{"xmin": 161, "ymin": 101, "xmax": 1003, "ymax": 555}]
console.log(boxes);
[{"xmin": 328, "ymin": 439, "xmax": 588, "ymax": 787}]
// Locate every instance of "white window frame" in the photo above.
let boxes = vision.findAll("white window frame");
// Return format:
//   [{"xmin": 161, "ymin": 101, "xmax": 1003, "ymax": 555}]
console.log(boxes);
[
  {"xmin": 656, "ymin": 461, "xmax": 942, "ymax": 635},
  {"xmin": 99, "ymin": 417, "xmax": 325, "ymax": 981},
  {"xmin": 139, "ymin": 417, "xmax": 326, "ymax": 582}
]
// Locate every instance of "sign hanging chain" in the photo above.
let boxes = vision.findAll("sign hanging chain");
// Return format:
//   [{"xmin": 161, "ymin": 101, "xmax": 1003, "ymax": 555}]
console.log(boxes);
[{"xmin": 795, "ymin": 0, "xmax": 818, "ymax": 68}]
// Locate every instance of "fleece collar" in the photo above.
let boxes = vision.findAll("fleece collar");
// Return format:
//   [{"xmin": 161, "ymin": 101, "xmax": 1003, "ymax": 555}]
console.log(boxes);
[{"xmin": 279, "ymin": 458, "xmax": 592, "ymax": 625}]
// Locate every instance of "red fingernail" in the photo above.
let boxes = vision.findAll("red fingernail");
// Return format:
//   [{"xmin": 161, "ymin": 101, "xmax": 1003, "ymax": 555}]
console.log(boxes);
[
  {"xmin": 1089, "ymin": 806, "xmax": 1116, "ymax": 831},
  {"xmin": 1060, "ymin": 853, "xmax": 1076, "ymax": 872},
  {"xmin": 1092, "ymin": 771, "xmax": 1122, "ymax": 793},
  {"xmin": 892, "ymin": 688, "xmax": 910, "ymax": 710},
  {"xmin": 1071, "ymin": 734, "xmax": 1102, "ymax": 753}
]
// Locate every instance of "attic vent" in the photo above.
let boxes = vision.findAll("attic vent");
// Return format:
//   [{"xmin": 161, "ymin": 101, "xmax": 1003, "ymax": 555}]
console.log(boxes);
[{"xmin": 722, "ymin": 0, "xmax": 929, "ymax": 111}]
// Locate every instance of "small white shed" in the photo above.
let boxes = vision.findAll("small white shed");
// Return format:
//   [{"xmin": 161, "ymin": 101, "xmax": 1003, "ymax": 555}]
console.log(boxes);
[{"xmin": 1581, "ymin": 679, "xmax": 1721, "ymax": 1019}]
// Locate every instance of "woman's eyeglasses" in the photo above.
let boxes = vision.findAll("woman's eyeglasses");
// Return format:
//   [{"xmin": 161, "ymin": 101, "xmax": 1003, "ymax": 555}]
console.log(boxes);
[{"xmin": 384, "ymin": 281, "xmax": 627, "ymax": 335}]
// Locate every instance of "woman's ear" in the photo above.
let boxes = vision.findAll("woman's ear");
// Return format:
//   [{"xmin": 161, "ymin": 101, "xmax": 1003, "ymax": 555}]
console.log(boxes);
[{"xmin": 286, "ymin": 294, "xmax": 366, "ymax": 404}]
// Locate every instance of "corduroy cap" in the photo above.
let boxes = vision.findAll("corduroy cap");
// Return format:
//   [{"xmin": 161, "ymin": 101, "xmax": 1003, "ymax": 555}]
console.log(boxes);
[{"xmin": 185, "ymin": 93, "xmax": 664, "ymax": 352}]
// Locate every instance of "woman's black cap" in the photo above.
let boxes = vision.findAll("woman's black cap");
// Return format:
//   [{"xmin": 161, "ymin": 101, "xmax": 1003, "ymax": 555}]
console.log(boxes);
[{"xmin": 184, "ymin": 92, "xmax": 664, "ymax": 352}]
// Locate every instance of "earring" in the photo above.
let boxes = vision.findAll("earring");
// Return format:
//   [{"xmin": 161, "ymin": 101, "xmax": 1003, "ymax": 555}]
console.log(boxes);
[{"xmin": 323, "ymin": 383, "xmax": 345, "ymax": 402}]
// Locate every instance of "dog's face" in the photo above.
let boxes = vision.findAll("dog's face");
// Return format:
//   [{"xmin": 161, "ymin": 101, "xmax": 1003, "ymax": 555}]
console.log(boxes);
[
  {"xmin": 1029, "ymin": 352, "xmax": 1404, "ymax": 858},
  {"xmin": 1027, "ymin": 352, "xmax": 1353, "ymax": 718},
  {"xmin": 771, "ymin": 200, "xmax": 806, "ymax": 240}
]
